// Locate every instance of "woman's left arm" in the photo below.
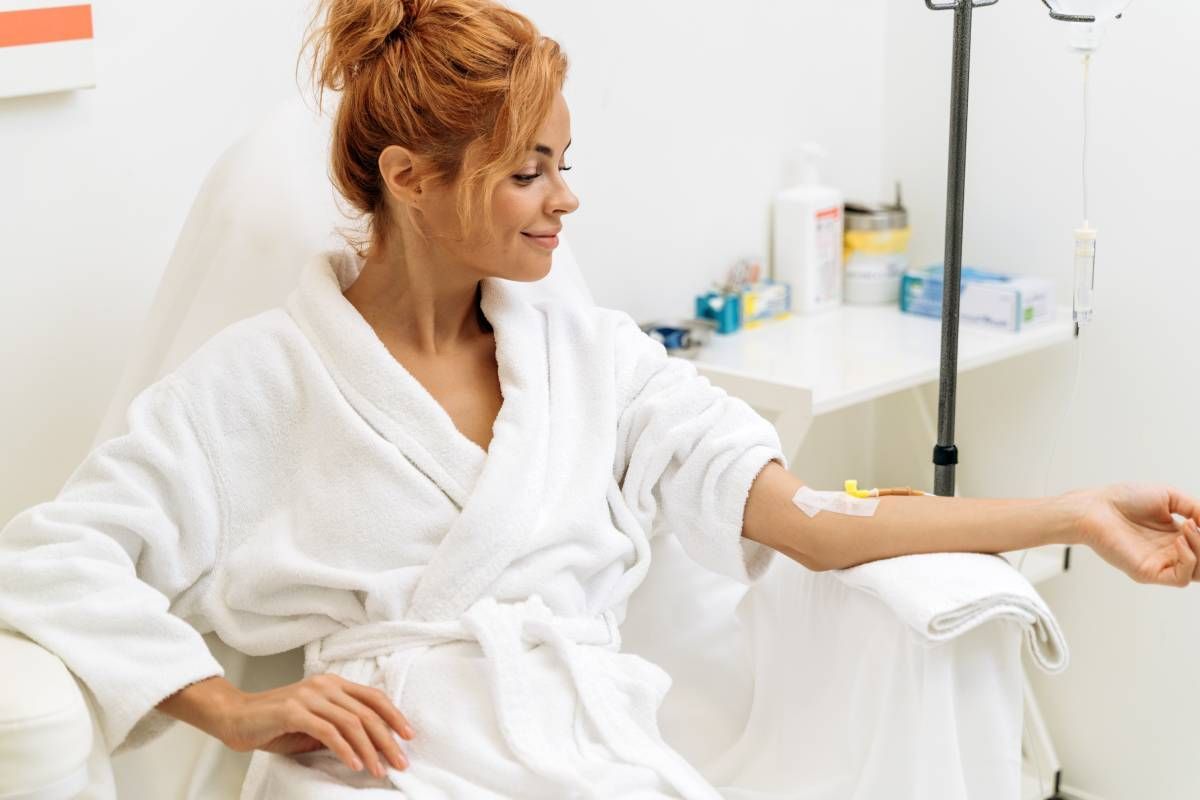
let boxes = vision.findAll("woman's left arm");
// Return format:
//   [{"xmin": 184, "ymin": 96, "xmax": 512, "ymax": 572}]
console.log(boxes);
[{"xmin": 742, "ymin": 462, "xmax": 1200, "ymax": 588}]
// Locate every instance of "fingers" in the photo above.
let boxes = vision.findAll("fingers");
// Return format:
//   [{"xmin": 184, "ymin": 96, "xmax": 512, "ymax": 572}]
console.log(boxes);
[
  {"xmin": 287, "ymin": 705, "xmax": 363, "ymax": 773},
  {"xmin": 343, "ymin": 681, "xmax": 414, "ymax": 741},
  {"xmin": 285, "ymin": 675, "xmax": 415, "ymax": 778},
  {"xmin": 271, "ymin": 676, "xmax": 415, "ymax": 778},
  {"xmin": 1175, "ymin": 536, "xmax": 1198, "ymax": 586},
  {"xmin": 327, "ymin": 691, "xmax": 409, "ymax": 772},
  {"xmin": 1156, "ymin": 536, "xmax": 1197, "ymax": 588},
  {"xmin": 317, "ymin": 700, "xmax": 389, "ymax": 779},
  {"xmin": 1181, "ymin": 519, "xmax": 1200, "ymax": 582},
  {"xmin": 1166, "ymin": 487, "xmax": 1200, "ymax": 528}
]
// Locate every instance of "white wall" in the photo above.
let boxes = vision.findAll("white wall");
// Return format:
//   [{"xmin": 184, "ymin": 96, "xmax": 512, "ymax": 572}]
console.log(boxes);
[
  {"xmin": 878, "ymin": 3, "xmax": 1200, "ymax": 798},
  {"xmin": 1, "ymin": 0, "xmax": 889, "ymax": 521},
  {"xmin": 510, "ymin": 0, "xmax": 889, "ymax": 322},
  {"xmin": 1, "ymin": 0, "xmax": 316, "ymax": 517}
]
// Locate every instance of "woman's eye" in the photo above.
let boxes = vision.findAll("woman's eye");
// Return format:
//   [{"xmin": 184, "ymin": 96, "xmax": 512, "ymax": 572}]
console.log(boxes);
[{"xmin": 513, "ymin": 165, "xmax": 572, "ymax": 185}]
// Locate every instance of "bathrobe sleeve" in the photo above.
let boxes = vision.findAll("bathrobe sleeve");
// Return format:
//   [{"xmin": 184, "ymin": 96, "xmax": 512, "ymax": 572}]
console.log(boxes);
[
  {"xmin": 612, "ymin": 313, "xmax": 787, "ymax": 584},
  {"xmin": 0, "ymin": 376, "xmax": 226, "ymax": 754}
]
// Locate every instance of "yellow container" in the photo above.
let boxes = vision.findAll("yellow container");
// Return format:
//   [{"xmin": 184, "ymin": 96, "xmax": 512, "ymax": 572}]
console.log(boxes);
[{"xmin": 843, "ymin": 202, "xmax": 911, "ymax": 305}]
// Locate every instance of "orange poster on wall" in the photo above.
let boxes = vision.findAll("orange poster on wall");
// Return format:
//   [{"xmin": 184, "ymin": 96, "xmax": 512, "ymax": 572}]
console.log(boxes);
[{"xmin": 0, "ymin": 2, "xmax": 95, "ymax": 98}]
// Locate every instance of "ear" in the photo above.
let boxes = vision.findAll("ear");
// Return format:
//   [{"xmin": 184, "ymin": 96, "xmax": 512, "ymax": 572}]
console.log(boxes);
[{"xmin": 378, "ymin": 145, "xmax": 433, "ymax": 206}]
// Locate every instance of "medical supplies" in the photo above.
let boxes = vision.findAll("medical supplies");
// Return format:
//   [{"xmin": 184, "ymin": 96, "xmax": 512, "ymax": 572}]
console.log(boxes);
[
  {"xmin": 695, "ymin": 291, "xmax": 741, "ymax": 335},
  {"xmin": 772, "ymin": 143, "xmax": 843, "ymax": 315},
  {"xmin": 696, "ymin": 257, "xmax": 792, "ymax": 336},
  {"xmin": 900, "ymin": 265, "xmax": 1056, "ymax": 333},
  {"xmin": 639, "ymin": 320, "xmax": 711, "ymax": 359},
  {"xmin": 844, "ymin": 479, "xmax": 927, "ymax": 498},
  {"xmin": 719, "ymin": 257, "xmax": 762, "ymax": 294},
  {"xmin": 740, "ymin": 281, "xmax": 791, "ymax": 329},
  {"xmin": 791, "ymin": 486, "xmax": 880, "ymax": 518},
  {"xmin": 792, "ymin": 480, "xmax": 926, "ymax": 519},
  {"xmin": 1072, "ymin": 53, "xmax": 1097, "ymax": 330},
  {"xmin": 1072, "ymin": 224, "xmax": 1096, "ymax": 327},
  {"xmin": 695, "ymin": 280, "xmax": 791, "ymax": 336},
  {"xmin": 790, "ymin": 479, "xmax": 932, "ymax": 519},
  {"xmin": 1043, "ymin": 0, "xmax": 1135, "ymax": 52},
  {"xmin": 843, "ymin": 188, "xmax": 911, "ymax": 306}
]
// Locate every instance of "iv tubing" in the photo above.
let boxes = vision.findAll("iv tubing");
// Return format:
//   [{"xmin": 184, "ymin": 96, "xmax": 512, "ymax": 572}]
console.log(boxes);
[{"xmin": 1082, "ymin": 52, "xmax": 1091, "ymax": 224}]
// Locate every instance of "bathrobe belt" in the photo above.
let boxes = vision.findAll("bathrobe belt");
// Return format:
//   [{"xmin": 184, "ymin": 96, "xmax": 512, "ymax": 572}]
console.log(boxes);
[{"xmin": 302, "ymin": 595, "xmax": 719, "ymax": 799}]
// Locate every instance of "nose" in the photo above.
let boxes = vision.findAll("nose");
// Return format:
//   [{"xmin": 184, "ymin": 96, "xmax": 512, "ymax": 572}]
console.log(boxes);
[{"xmin": 548, "ymin": 174, "xmax": 580, "ymax": 217}]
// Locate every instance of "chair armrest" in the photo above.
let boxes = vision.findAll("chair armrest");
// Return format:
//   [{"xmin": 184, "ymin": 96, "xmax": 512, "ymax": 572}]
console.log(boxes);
[
  {"xmin": 832, "ymin": 551, "xmax": 1068, "ymax": 673},
  {"xmin": 705, "ymin": 557, "xmax": 1025, "ymax": 799},
  {"xmin": 623, "ymin": 540, "xmax": 1027, "ymax": 800},
  {"xmin": 0, "ymin": 630, "xmax": 96, "ymax": 800}
]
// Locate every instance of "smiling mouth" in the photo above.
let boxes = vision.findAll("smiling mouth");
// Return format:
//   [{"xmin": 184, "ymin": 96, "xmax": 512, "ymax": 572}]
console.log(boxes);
[{"xmin": 521, "ymin": 232, "xmax": 560, "ymax": 250}]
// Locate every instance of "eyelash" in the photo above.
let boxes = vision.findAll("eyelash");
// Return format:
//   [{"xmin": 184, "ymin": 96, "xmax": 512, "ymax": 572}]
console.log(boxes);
[{"xmin": 513, "ymin": 165, "xmax": 572, "ymax": 184}]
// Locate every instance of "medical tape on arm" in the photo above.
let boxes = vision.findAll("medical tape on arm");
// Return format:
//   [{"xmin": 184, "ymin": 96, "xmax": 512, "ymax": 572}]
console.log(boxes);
[{"xmin": 791, "ymin": 486, "xmax": 880, "ymax": 518}]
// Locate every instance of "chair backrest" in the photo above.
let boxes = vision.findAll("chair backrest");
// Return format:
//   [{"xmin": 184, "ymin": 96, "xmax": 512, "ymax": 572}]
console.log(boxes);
[{"xmin": 93, "ymin": 96, "xmax": 594, "ymax": 449}]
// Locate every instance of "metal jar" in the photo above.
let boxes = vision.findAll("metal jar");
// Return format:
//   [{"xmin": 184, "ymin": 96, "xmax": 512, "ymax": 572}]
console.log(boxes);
[{"xmin": 843, "ymin": 201, "xmax": 912, "ymax": 305}]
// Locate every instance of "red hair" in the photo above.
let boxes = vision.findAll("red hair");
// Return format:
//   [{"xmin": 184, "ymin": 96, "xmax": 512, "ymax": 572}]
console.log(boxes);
[{"xmin": 305, "ymin": 0, "xmax": 568, "ymax": 253}]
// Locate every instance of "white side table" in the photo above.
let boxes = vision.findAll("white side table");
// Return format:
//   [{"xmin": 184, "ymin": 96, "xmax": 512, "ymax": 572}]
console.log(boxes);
[{"xmin": 692, "ymin": 303, "xmax": 1075, "ymax": 450}]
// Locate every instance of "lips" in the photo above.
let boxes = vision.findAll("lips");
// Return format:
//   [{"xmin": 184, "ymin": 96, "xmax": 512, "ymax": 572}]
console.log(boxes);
[{"xmin": 521, "ymin": 231, "xmax": 560, "ymax": 250}]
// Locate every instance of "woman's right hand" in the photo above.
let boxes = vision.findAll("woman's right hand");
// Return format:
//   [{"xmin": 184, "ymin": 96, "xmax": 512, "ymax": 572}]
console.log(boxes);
[{"xmin": 160, "ymin": 674, "xmax": 413, "ymax": 779}]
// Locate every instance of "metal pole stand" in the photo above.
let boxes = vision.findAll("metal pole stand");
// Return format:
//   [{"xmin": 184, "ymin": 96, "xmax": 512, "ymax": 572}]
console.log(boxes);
[
  {"xmin": 923, "ymin": 0, "xmax": 996, "ymax": 497},
  {"xmin": 923, "ymin": 5, "xmax": 1066, "ymax": 797}
]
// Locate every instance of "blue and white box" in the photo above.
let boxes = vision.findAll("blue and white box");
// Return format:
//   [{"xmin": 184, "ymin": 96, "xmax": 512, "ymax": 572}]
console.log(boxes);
[{"xmin": 900, "ymin": 266, "xmax": 1055, "ymax": 333}]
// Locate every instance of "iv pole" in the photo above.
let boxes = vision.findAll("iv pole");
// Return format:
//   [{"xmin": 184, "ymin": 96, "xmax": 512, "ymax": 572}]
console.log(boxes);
[
  {"xmin": 922, "ymin": 5, "xmax": 1113, "ymax": 796},
  {"xmin": 923, "ymin": 0, "xmax": 1100, "ymax": 497},
  {"xmin": 924, "ymin": 0, "xmax": 991, "ymax": 498}
]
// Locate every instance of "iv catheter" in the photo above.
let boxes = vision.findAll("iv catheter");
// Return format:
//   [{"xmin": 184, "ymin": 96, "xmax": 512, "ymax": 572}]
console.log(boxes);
[{"xmin": 844, "ymin": 480, "xmax": 927, "ymax": 499}]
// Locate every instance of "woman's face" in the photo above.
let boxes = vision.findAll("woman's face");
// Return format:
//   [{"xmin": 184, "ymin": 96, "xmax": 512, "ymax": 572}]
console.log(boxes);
[{"xmin": 418, "ymin": 91, "xmax": 579, "ymax": 283}]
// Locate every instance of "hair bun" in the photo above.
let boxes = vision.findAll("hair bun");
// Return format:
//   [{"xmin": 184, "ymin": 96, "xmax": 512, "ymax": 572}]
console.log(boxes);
[{"xmin": 308, "ymin": 0, "xmax": 429, "ymax": 94}]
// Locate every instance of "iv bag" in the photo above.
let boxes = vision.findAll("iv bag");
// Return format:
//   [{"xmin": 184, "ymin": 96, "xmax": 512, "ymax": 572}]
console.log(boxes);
[
  {"xmin": 1042, "ymin": 0, "xmax": 1134, "ymax": 20},
  {"xmin": 1042, "ymin": 0, "xmax": 1136, "ymax": 50}
]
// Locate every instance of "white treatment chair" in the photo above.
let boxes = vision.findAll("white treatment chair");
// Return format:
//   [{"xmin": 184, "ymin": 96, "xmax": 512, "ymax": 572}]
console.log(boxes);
[{"xmin": 0, "ymin": 97, "xmax": 1057, "ymax": 800}]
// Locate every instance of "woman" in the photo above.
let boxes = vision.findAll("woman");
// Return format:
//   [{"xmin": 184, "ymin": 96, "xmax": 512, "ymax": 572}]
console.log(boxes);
[{"xmin": 1, "ymin": 0, "xmax": 1196, "ymax": 797}]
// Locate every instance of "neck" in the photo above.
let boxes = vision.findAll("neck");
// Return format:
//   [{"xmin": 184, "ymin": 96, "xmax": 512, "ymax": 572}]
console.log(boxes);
[{"xmin": 344, "ymin": 233, "xmax": 489, "ymax": 355}]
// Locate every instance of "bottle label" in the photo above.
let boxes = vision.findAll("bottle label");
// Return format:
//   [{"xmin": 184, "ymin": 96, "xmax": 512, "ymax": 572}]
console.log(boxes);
[{"xmin": 814, "ymin": 206, "xmax": 842, "ymax": 304}]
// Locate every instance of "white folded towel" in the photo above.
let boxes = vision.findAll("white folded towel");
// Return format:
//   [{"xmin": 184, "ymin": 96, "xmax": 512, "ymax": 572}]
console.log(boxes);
[{"xmin": 833, "ymin": 552, "xmax": 1068, "ymax": 673}]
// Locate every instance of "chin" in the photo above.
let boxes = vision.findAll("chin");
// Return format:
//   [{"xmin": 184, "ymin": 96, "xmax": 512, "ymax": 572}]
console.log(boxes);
[{"xmin": 506, "ymin": 256, "xmax": 553, "ymax": 283}]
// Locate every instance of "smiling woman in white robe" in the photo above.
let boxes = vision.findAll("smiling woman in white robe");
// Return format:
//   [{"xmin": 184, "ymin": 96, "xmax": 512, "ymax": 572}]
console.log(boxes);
[
  {"xmin": 3, "ymin": 242, "xmax": 782, "ymax": 798},
  {"xmin": 3, "ymin": 0, "xmax": 1200, "ymax": 798},
  {"xmin": 4, "ymin": 0, "xmax": 792, "ymax": 793}
]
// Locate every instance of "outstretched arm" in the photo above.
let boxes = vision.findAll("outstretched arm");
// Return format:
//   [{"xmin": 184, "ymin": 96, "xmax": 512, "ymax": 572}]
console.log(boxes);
[{"xmin": 742, "ymin": 462, "xmax": 1200, "ymax": 588}]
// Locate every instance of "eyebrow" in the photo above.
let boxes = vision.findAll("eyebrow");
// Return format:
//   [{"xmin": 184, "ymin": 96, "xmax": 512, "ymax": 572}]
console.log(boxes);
[{"xmin": 533, "ymin": 139, "xmax": 572, "ymax": 158}]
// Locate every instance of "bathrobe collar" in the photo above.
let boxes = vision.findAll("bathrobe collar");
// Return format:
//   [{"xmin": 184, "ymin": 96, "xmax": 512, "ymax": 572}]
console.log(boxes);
[{"xmin": 286, "ymin": 251, "xmax": 552, "ymax": 620}]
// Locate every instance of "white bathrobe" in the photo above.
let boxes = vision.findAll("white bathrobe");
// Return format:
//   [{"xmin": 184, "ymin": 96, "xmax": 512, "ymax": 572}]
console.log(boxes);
[{"xmin": 0, "ymin": 251, "xmax": 785, "ymax": 798}]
